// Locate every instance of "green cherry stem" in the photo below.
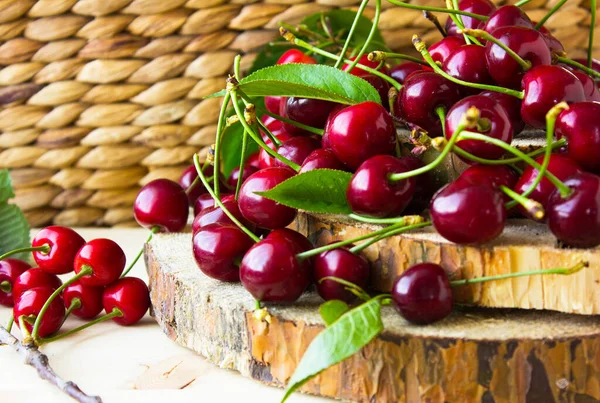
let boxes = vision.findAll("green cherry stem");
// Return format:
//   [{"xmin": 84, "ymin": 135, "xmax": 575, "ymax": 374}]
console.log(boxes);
[
  {"xmin": 368, "ymin": 51, "xmax": 428, "ymax": 65},
  {"xmin": 235, "ymin": 129, "xmax": 249, "ymax": 200},
  {"xmin": 193, "ymin": 154, "xmax": 260, "ymax": 243},
  {"xmin": 0, "ymin": 244, "xmax": 50, "ymax": 261},
  {"xmin": 255, "ymin": 114, "xmax": 282, "ymax": 145},
  {"xmin": 424, "ymin": 11, "xmax": 447, "ymax": 37},
  {"xmin": 413, "ymin": 34, "xmax": 525, "ymax": 99},
  {"xmin": 446, "ymin": 0, "xmax": 480, "ymax": 45},
  {"xmin": 0, "ymin": 280, "xmax": 10, "ymax": 293},
  {"xmin": 589, "ymin": 0, "xmax": 597, "ymax": 68},
  {"xmin": 385, "ymin": 0, "xmax": 489, "ymax": 21},
  {"xmin": 318, "ymin": 276, "xmax": 371, "ymax": 301},
  {"xmin": 39, "ymin": 308, "xmax": 124, "ymax": 346},
  {"xmin": 6, "ymin": 315, "xmax": 14, "ymax": 333},
  {"xmin": 534, "ymin": 0, "xmax": 568, "ymax": 30},
  {"xmin": 212, "ymin": 91, "xmax": 232, "ymax": 199},
  {"xmin": 349, "ymin": 222, "xmax": 431, "ymax": 254},
  {"xmin": 556, "ymin": 56, "xmax": 600, "ymax": 79},
  {"xmin": 185, "ymin": 160, "xmax": 211, "ymax": 198},
  {"xmin": 436, "ymin": 106, "xmax": 447, "ymax": 136},
  {"xmin": 450, "ymin": 138, "xmax": 566, "ymax": 165},
  {"xmin": 500, "ymin": 185, "xmax": 545, "ymax": 220},
  {"xmin": 461, "ymin": 29, "xmax": 531, "ymax": 71},
  {"xmin": 345, "ymin": 0, "xmax": 382, "ymax": 72},
  {"xmin": 515, "ymin": 0, "xmax": 533, "ymax": 6},
  {"xmin": 63, "ymin": 298, "xmax": 81, "ymax": 322},
  {"xmin": 348, "ymin": 213, "xmax": 419, "ymax": 225},
  {"xmin": 334, "ymin": 0, "xmax": 369, "ymax": 69},
  {"xmin": 450, "ymin": 261, "xmax": 588, "ymax": 287},
  {"xmin": 19, "ymin": 315, "xmax": 32, "ymax": 344},
  {"xmin": 121, "ymin": 226, "xmax": 159, "ymax": 278}
]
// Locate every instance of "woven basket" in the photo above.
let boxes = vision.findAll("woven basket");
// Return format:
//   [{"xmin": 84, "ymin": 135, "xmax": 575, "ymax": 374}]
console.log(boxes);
[{"xmin": 0, "ymin": 0, "xmax": 597, "ymax": 228}]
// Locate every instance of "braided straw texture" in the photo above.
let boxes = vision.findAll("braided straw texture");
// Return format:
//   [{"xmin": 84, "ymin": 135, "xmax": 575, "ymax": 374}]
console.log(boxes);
[{"xmin": 0, "ymin": 0, "xmax": 597, "ymax": 227}]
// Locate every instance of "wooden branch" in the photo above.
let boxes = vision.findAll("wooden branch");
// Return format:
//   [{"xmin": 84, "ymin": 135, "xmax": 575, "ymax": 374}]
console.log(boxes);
[{"xmin": 0, "ymin": 325, "xmax": 102, "ymax": 403}]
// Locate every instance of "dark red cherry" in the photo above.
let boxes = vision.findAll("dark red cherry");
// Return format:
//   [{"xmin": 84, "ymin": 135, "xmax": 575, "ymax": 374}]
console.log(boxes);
[
  {"xmin": 400, "ymin": 156, "xmax": 438, "ymax": 214},
  {"xmin": 482, "ymin": 5, "xmax": 534, "ymax": 33},
  {"xmin": 279, "ymin": 97, "xmax": 310, "ymax": 136},
  {"xmin": 273, "ymin": 136, "xmax": 320, "ymax": 169},
  {"xmin": 246, "ymin": 152, "xmax": 261, "ymax": 169},
  {"xmin": 560, "ymin": 66, "xmax": 600, "ymax": 102},
  {"xmin": 430, "ymin": 180, "xmax": 506, "ymax": 244},
  {"xmin": 32, "ymin": 226, "xmax": 85, "ymax": 275},
  {"xmin": 285, "ymin": 97, "xmax": 338, "ymax": 129},
  {"xmin": 555, "ymin": 102, "xmax": 600, "ymax": 173},
  {"xmin": 74, "ymin": 238, "xmax": 127, "ymax": 287},
  {"xmin": 443, "ymin": 45, "xmax": 494, "ymax": 94},
  {"xmin": 514, "ymin": 154, "xmax": 582, "ymax": 213},
  {"xmin": 484, "ymin": 26, "xmax": 551, "ymax": 89},
  {"xmin": 14, "ymin": 287, "xmax": 65, "ymax": 337},
  {"xmin": 540, "ymin": 30, "xmax": 564, "ymax": 55},
  {"xmin": 238, "ymin": 167, "xmax": 297, "ymax": 229},
  {"xmin": 445, "ymin": 0, "xmax": 496, "ymax": 37},
  {"xmin": 63, "ymin": 281, "xmax": 103, "ymax": 319},
  {"xmin": 258, "ymin": 131, "xmax": 294, "ymax": 169},
  {"xmin": 0, "ymin": 259, "xmax": 30, "ymax": 306},
  {"xmin": 391, "ymin": 263, "xmax": 453, "ymax": 325},
  {"xmin": 240, "ymin": 237, "xmax": 311, "ymax": 303},
  {"xmin": 266, "ymin": 228, "xmax": 313, "ymax": 254},
  {"xmin": 178, "ymin": 164, "xmax": 220, "ymax": 205},
  {"xmin": 428, "ymin": 36, "xmax": 466, "ymax": 65},
  {"xmin": 193, "ymin": 223, "xmax": 254, "ymax": 282},
  {"xmin": 547, "ymin": 173, "xmax": 600, "ymax": 248},
  {"xmin": 397, "ymin": 72, "xmax": 462, "ymax": 137},
  {"xmin": 446, "ymin": 95, "xmax": 513, "ymax": 160},
  {"xmin": 326, "ymin": 101, "xmax": 396, "ymax": 169},
  {"xmin": 227, "ymin": 165, "xmax": 259, "ymax": 190},
  {"xmin": 313, "ymin": 246, "xmax": 369, "ymax": 303},
  {"xmin": 299, "ymin": 148, "xmax": 347, "ymax": 173},
  {"xmin": 321, "ymin": 104, "xmax": 348, "ymax": 150},
  {"xmin": 347, "ymin": 155, "xmax": 416, "ymax": 218},
  {"xmin": 276, "ymin": 49, "xmax": 317, "ymax": 65},
  {"xmin": 261, "ymin": 114, "xmax": 285, "ymax": 135},
  {"xmin": 343, "ymin": 55, "xmax": 391, "ymax": 105},
  {"xmin": 521, "ymin": 65, "xmax": 586, "ymax": 129},
  {"xmin": 12, "ymin": 268, "xmax": 62, "ymax": 303},
  {"xmin": 134, "ymin": 179, "xmax": 189, "ymax": 233},
  {"xmin": 102, "ymin": 277, "xmax": 150, "ymax": 326},
  {"xmin": 265, "ymin": 96, "xmax": 283, "ymax": 114},
  {"xmin": 193, "ymin": 193, "xmax": 217, "ymax": 216},
  {"xmin": 389, "ymin": 62, "xmax": 423, "ymax": 84},
  {"xmin": 458, "ymin": 164, "xmax": 518, "ymax": 203},
  {"xmin": 480, "ymin": 90, "xmax": 525, "ymax": 134},
  {"xmin": 192, "ymin": 198, "xmax": 254, "ymax": 235}
]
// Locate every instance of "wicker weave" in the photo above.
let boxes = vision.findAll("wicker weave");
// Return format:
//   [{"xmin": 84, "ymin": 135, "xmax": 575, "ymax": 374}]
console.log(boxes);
[{"xmin": 0, "ymin": 0, "xmax": 597, "ymax": 227}]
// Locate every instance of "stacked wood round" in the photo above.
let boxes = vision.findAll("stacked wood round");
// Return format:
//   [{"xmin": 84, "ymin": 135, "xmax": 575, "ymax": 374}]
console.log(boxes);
[{"xmin": 0, "ymin": 0, "xmax": 597, "ymax": 227}]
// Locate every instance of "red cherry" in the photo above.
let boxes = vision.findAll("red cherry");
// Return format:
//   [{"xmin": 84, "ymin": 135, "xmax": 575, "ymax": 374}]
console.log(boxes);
[
  {"xmin": 0, "ymin": 259, "xmax": 31, "ymax": 306},
  {"xmin": 12, "ymin": 268, "xmax": 62, "ymax": 303},
  {"xmin": 482, "ymin": 5, "xmax": 534, "ymax": 33},
  {"xmin": 299, "ymin": 148, "xmax": 347, "ymax": 173},
  {"xmin": 258, "ymin": 131, "xmax": 294, "ymax": 169},
  {"xmin": 428, "ymin": 37, "xmax": 466, "ymax": 65},
  {"xmin": 284, "ymin": 97, "xmax": 338, "ymax": 130},
  {"xmin": 74, "ymin": 239, "xmax": 126, "ymax": 287},
  {"xmin": 273, "ymin": 136, "xmax": 320, "ymax": 169},
  {"xmin": 391, "ymin": 263, "xmax": 453, "ymax": 325},
  {"xmin": 321, "ymin": 104, "xmax": 348, "ymax": 150},
  {"xmin": 63, "ymin": 281, "xmax": 103, "ymax": 319},
  {"xmin": 555, "ymin": 102, "xmax": 600, "ymax": 173},
  {"xmin": 193, "ymin": 193, "xmax": 217, "ymax": 216},
  {"xmin": 560, "ymin": 65, "xmax": 600, "ymax": 102},
  {"xmin": 401, "ymin": 156, "xmax": 438, "ymax": 215},
  {"xmin": 313, "ymin": 247, "xmax": 370, "ymax": 303},
  {"xmin": 102, "ymin": 277, "xmax": 150, "ymax": 326},
  {"xmin": 134, "ymin": 179, "xmax": 189, "ymax": 233},
  {"xmin": 537, "ymin": 24, "xmax": 565, "ymax": 54},
  {"xmin": 326, "ymin": 101, "xmax": 396, "ymax": 169},
  {"xmin": 31, "ymin": 226, "xmax": 85, "ymax": 275},
  {"xmin": 246, "ymin": 152, "xmax": 261, "ymax": 169},
  {"xmin": 389, "ymin": 62, "xmax": 423, "ymax": 84},
  {"xmin": 445, "ymin": 0, "xmax": 496, "ymax": 36},
  {"xmin": 265, "ymin": 96, "xmax": 283, "ymax": 114},
  {"xmin": 227, "ymin": 165, "xmax": 259, "ymax": 190},
  {"xmin": 265, "ymin": 228, "xmax": 313, "ymax": 254},
  {"xmin": 479, "ymin": 90, "xmax": 525, "ymax": 134},
  {"xmin": 443, "ymin": 45, "xmax": 494, "ymax": 94},
  {"xmin": 458, "ymin": 164, "xmax": 518, "ymax": 203},
  {"xmin": 178, "ymin": 164, "xmax": 224, "ymax": 205},
  {"xmin": 238, "ymin": 167, "xmax": 297, "ymax": 229},
  {"xmin": 14, "ymin": 287, "xmax": 65, "ymax": 338},
  {"xmin": 192, "ymin": 198, "xmax": 254, "ymax": 234},
  {"xmin": 276, "ymin": 49, "xmax": 317, "ymax": 65}
]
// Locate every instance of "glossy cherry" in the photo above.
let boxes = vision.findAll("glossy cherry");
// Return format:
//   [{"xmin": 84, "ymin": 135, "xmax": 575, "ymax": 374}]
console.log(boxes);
[
  {"xmin": 246, "ymin": 153, "xmax": 261, "ymax": 170},
  {"xmin": 265, "ymin": 96, "xmax": 283, "ymax": 114},
  {"xmin": 445, "ymin": 0, "xmax": 496, "ymax": 37},
  {"xmin": 74, "ymin": 238, "xmax": 127, "ymax": 287},
  {"xmin": 482, "ymin": 5, "xmax": 534, "ymax": 33},
  {"xmin": 178, "ymin": 164, "xmax": 223, "ymax": 205},
  {"xmin": 560, "ymin": 66, "xmax": 600, "ymax": 102},
  {"xmin": 458, "ymin": 164, "xmax": 518, "ymax": 203},
  {"xmin": 285, "ymin": 97, "xmax": 338, "ymax": 129},
  {"xmin": 555, "ymin": 102, "xmax": 600, "ymax": 173},
  {"xmin": 227, "ymin": 165, "xmax": 259, "ymax": 190},
  {"xmin": 258, "ymin": 130, "xmax": 294, "ymax": 169},
  {"xmin": 537, "ymin": 25, "xmax": 564, "ymax": 54},
  {"xmin": 192, "ymin": 198, "xmax": 254, "ymax": 235},
  {"xmin": 313, "ymin": 247, "xmax": 370, "ymax": 303},
  {"xmin": 443, "ymin": 45, "xmax": 494, "ymax": 94},
  {"xmin": 347, "ymin": 155, "xmax": 416, "ymax": 217},
  {"xmin": 31, "ymin": 226, "xmax": 85, "ymax": 275},
  {"xmin": 276, "ymin": 49, "xmax": 317, "ymax": 65},
  {"xmin": 273, "ymin": 136, "xmax": 321, "ymax": 169},
  {"xmin": 430, "ymin": 180, "xmax": 506, "ymax": 244},
  {"xmin": 547, "ymin": 173, "xmax": 600, "ymax": 248},
  {"xmin": 391, "ymin": 263, "xmax": 453, "ymax": 325},
  {"xmin": 389, "ymin": 62, "xmax": 423, "ymax": 84},
  {"xmin": 479, "ymin": 90, "xmax": 525, "ymax": 134},
  {"xmin": 446, "ymin": 95, "xmax": 513, "ymax": 160},
  {"xmin": 102, "ymin": 277, "xmax": 150, "ymax": 326},
  {"xmin": 521, "ymin": 65, "xmax": 586, "ymax": 128},
  {"xmin": 134, "ymin": 179, "xmax": 189, "ymax": 233},
  {"xmin": 266, "ymin": 228, "xmax": 313, "ymax": 254},
  {"xmin": 12, "ymin": 268, "xmax": 62, "ymax": 303},
  {"xmin": 0, "ymin": 259, "xmax": 31, "ymax": 306},
  {"xmin": 238, "ymin": 167, "xmax": 297, "ymax": 229},
  {"xmin": 63, "ymin": 281, "xmax": 104, "ymax": 319},
  {"xmin": 240, "ymin": 238, "xmax": 311, "ymax": 303},
  {"xmin": 14, "ymin": 287, "xmax": 65, "ymax": 338},
  {"xmin": 193, "ymin": 193, "xmax": 233, "ymax": 216},
  {"xmin": 326, "ymin": 101, "xmax": 396, "ymax": 169},
  {"xmin": 299, "ymin": 148, "xmax": 347, "ymax": 173},
  {"xmin": 428, "ymin": 37, "xmax": 466, "ymax": 65}
]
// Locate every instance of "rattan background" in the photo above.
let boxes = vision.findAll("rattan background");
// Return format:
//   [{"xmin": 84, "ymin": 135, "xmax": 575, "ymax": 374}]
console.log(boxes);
[{"xmin": 0, "ymin": 0, "xmax": 597, "ymax": 227}]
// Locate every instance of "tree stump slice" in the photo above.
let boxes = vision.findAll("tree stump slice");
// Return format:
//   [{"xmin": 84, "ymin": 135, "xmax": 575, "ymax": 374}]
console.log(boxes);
[{"xmin": 145, "ymin": 228, "xmax": 600, "ymax": 403}]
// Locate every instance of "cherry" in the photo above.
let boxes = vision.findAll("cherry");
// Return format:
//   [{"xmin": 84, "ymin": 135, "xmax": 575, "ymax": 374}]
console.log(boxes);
[
  {"xmin": 285, "ymin": 97, "xmax": 338, "ymax": 129},
  {"xmin": 14, "ymin": 287, "xmax": 65, "ymax": 338},
  {"xmin": 443, "ymin": 45, "xmax": 494, "ymax": 94},
  {"xmin": 326, "ymin": 101, "xmax": 396, "ymax": 169},
  {"xmin": 445, "ymin": 0, "xmax": 496, "ymax": 37},
  {"xmin": 430, "ymin": 180, "xmax": 506, "ymax": 244},
  {"xmin": 134, "ymin": 179, "xmax": 189, "ymax": 233},
  {"xmin": 240, "ymin": 237, "xmax": 311, "ymax": 303},
  {"xmin": 347, "ymin": 155, "xmax": 416, "ymax": 218},
  {"xmin": 193, "ymin": 193, "xmax": 217, "ymax": 216},
  {"xmin": 321, "ymin": 104, "xmax": 347, "ymax": 150},
  {"xmin": 400, "ymin": 156, "xmax": 437, "ymax": 215},
  {"xmin": 343, "ymin": 55, "xmax": 391, "ymax": 105},
  {"xmin": 279, "ymin": 98, "xmax": 310, "ymax": 136},
  {"xmin": 74, "ymin": 239, "xmax": 127, "ymax": 287},
  {"xmin": 396, "ymin": 72, "xmax": 462, "ymax": 137},
  {"xmin": 513, "ymin": 154, "xmax": 582, "ymax": 213},
  {"xmin": 555, "ymin": 102, "xmax": 600, "ymax": 173},
  {"xmin": 484, "ymin": 26, "xmax": 551, "ymax": 89},
  {"xmin": 521, "ymin": 65, "xmax": 586, "ymax": 129},
  {"xmin": 428, "ymin": 36, "xmax": 466, "ymax": 65},
  {"xmin": 276, "ymin": 49, "xmax": 317, "ymax": 65},
  {"xmin": 479, "ymin": 90, "xmax": 525, "ymax": 134},
  {"xmin": 458, "ymin": 164, "xmax": 518, "ymax": 203},
  {"xmin": 389, "ymin": 62, "xmax": 423, "ymax": 84},
  {"xmin": 63, "ymin": 281, "xmax": 103, "ymax": 319},
  {"xmin": 238, "ymin": 167, "xmax": 297, "ymax": 229},
  {"xmin": 265, "ymin": 96, "xmax": 282, "ymax": 115},
  {"xmin": 539, "ymin": 29, "xmax": 564, "ymax": 55},
  {"xmin": 482, "ymin": 5, "xmax": 534, "ymax": 33},
  {"xmin": 573, "ymin": 58, "xmax": 600, "ymax": 74},
  {"xmin": 560, "ymin": 66, "xmax": 600, "ymax": 102},
  {"xmin": 273, "ymin": 136, "xmax": 320, "ymax": 169},
  {"xmin": 258, "ymin": 130, "xmax": 294, "ymax": 169},
  {"xmin": 102, "ymin": 277, "xmax": 150, "ymax": 326},
  {"xmin": 246, "ymin": 153, "xmax": 261, "ymax": 170},
  {"xmin": 299, "ymin": 148, "xmax": 347, "ymax": 173},
  {"xmin": 313, "ymin": 247, "xmax": 369, "ymax": 303},
  {"xmin": 178, "ymin": 164, "xmax": 224, "ymax": 205},
  {"xmin": 31, "ymin": 226, "xmax": 85, "ymax": 275},
  {"xmin": 192, "ymin": 198, "xmax": 254, "ymax": 234},
  {"xmin": 446, "ymin": 95, "xmax": 513, "ymax": 160},
  {"xmin": 0, "ymin": 259, "xmax": 31, "ymax": 306},
  {"xmin": 391, "ymin": 263, "xmax": 452, "ymax": 325},
  {"xmin": 227, "ymin": 165, "xmax": 259, "ymax": 190},
  {"xmin": 12, "ymin": 268, "xmax": 62, "ymax": 303},
  {"xmin": 547, "ymin": 173, "xmax": 600, "ymax": 248},
  {"xmin": 193, "ymin": 223, "xmax": 254, "ymax": 282},
  {"xmin": 265, "ymin": 228, "xmax": 313, "ymax": 254}
]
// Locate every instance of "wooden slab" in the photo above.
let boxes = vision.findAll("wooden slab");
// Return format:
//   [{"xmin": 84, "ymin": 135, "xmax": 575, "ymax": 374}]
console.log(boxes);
[{"xmin": 145, "ymin": 232, "xmax": 600, "ymax": 403}]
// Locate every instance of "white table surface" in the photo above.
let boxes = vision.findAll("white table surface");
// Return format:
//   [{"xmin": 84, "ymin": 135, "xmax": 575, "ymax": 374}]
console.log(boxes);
[{"xmin": 0, "ymin": 228, "xmax": 325, "ymax": 403}]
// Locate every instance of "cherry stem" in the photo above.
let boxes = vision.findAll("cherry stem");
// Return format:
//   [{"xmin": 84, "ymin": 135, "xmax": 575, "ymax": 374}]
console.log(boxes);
[
  {"xmin": 30, "ymin": 266, "xmax": 92, "ymax": 345},
  {"xmin": 256, "ymin": 114, "xmax": 283, "ymax": 145},
  {"xmin": 461, "ymin": 29, "xmax": 532, "ymax": 71},
  {"xmin": 447, "ymin": 0, "xmax": 481, "ymax": 45},
  {"xmin": 0, "ymin": 244, "xmax": 50, "ymax": 261},
  {"xmin": 423, "ymin": 11, "xmax": 447, "ymax": 37},
  {"xmin": 347, "ymin": 0, "xmax": 382, "ymax": 72},
  {"xmin": 0, "ymin": 280, "xmax": 10, "ymax": 293},
  {"xmin": 451, "ymin": 138, "xmax": 566, "ymax": 165},
  {"xmin": 121, "ymin": 226, "xmax": 159, "ymax": 278},
  {"xmin": 385, "ymin": 0, "xmax": 489, "ymax": 21},
  {"xmin": 436, "ymin": 106, "xmax": 446, "ymax": 135},
  {"xmin": 6, "ymin": 315, "xmax": 13, "ymax": 333},
  {"xmin": 39, "ymin": 308, "xmax": 124, "ymax": 346},
  {"xmin": 193, "ymin": 154, "xmax": 260, "ymax": 243},
  {"xmin": 261, "ymin": 109, "xmax": 324, "ymax": 136},
  {"xmin": 63, "ymin": 298, "xmax": 81, "ymax": 322},
  {"xmin": 235, "ymin": 130, "xmax": 249, "ymax": 200},
  {"xmin": 212, "ymin": 91, "xmax": 232, "ymax": 199},
  {"xmin": 450, "ymin": 261, "xmax": 588, "ymax": 287},
  {"xmin": 515, "ymin": 0, "xmax": 532, "ymax": 6},
  {"xmin": 185, "ymin": 160, "xmax": 211, "ymax": 198},
  {"xmin": 255, "ymin": 300, "xmax": 261, "ymax": 310},
  {"xmin": 535, "ymin": 0, "xmax": 567, "ymax": 30},
  {"xmin": 589, "ymin": 0, "xmax": 597, "ymax": 68},
  {"xmin": 556, "ymin": 56, "xmax": 600, "ymax": 79},
  {"xmin": 318, "ymin": 276, "xmax": 371, "ymax": 302},
  {"xmin": 413, "ymin": 34, "xmax": 525, "ymax": 99},
  {"xmin": 368, "ymin": 51, "xmax": 428, "ymax": 66},
  {"xmin": 335, "ymin": 0, "xmax": 369, "ymax": 69},
  {"xmin": 349, "ymin": 213, "xmax": 422, "ymax": 225},
  {"xmin": 18, "ymin": 315, "xmax": 32, "ymax": 344},
  {"xmin": 349, "ymin": 222, "xmax": 431, "ymax": 254},
  {"xmin": 500, "ymin": 185, "xmax": 545, "ymax": 220}
]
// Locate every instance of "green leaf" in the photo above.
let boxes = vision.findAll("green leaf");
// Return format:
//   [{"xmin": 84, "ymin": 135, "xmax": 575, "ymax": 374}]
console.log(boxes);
[
  {"xmin": 0, "ymin": 170, "xmax": 15, "ymax": 204},
  {"xmin": 282, "ymin": 298, "xmax": 384, "ymax": 402},
  {"xmin": 256, "ymin": 169, "xmax": 353, "ymax": 214},
  {"xmin": 319, "ymin": 300, "xmax": 350, "ymax": 326},
  {"xmin": 0, "ymin": 204, "xmax": 30, "ymax": 261},
  {"xmin": 220, "ymin": 122, "xmax": 259, "ymax": 178}
]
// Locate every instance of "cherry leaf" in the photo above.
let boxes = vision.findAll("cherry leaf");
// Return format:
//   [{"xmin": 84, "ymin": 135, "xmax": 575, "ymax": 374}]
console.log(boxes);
[
  {"xmin": 319, "ymin": 300, "xmax": 350, "ymax": 326},
  {"xmin": 0, "ymin": 170, "xmax": 30, "ymax": 261}
]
